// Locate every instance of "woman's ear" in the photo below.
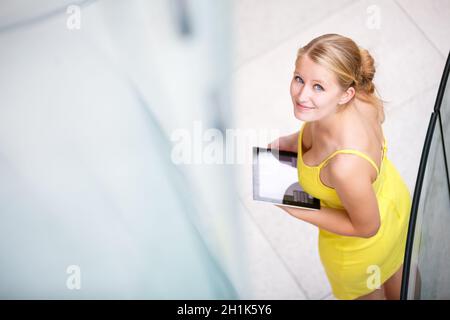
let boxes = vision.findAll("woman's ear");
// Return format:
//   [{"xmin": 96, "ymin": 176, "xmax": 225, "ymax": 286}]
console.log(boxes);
[{"xmin": 338, "ymin": 86, "xmax": 356, "ymax": 105}]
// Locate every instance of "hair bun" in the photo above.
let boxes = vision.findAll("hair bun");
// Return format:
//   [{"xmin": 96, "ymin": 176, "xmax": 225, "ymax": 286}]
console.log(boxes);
[{"xmin": 358, "ymin": 47, "xmax": 376, "ymax": 93}]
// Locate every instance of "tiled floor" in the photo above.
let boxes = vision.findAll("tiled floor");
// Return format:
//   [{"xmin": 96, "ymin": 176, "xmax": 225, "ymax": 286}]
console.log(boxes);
[{"xmin": 231, "ymin": 0, "xmax": 450, "ymax": 299}]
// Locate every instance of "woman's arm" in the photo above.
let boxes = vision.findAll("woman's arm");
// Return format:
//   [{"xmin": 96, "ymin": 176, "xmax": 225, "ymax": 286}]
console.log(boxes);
[
  {"xmin": 276, "ymin": 205, "xmax": 366, "ymax": 237},
  {"xmin": 277, "ymin": 151, "xmax": 382, "ymax": 239},
  {"xmin": 267, "ymin": 130, "xmax": 299, "ymax": 153}
]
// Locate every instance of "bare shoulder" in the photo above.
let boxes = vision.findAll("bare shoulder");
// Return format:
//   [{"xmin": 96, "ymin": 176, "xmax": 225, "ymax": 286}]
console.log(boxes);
[
  {"xmin": 339, "ymin": 100, "xmax": 384, "ymax": 152},
  {"xmin": 326, "ymin": 151, "xmax": 376, "ymax": 185},
  {"xmin": 323, "ymin": 107, "xmax": 383, "ymax": 185},
  {"xmin": 335, "ymin": 113, "xmax": 376, "ymax": 153}
]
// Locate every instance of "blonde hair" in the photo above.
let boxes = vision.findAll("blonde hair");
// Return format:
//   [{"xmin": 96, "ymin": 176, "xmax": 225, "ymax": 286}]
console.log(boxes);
[{"xmin": 296, "ymin": 33, "xmax": 386, "ymax": 123}]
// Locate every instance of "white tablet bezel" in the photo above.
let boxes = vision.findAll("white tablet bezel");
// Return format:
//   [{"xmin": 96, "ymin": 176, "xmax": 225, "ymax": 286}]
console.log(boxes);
[{"xmin": 252, "ymin": 146, "xmax": 321, "ymax": 211}]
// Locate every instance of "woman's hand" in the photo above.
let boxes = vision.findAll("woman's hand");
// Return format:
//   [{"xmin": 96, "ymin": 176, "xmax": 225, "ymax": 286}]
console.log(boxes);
[{"xmin": 267, "ymin": 131, "xmax": 299, "ymax": 153}]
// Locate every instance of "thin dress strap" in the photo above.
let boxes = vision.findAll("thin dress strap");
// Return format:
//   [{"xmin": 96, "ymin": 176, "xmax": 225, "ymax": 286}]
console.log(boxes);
[
  {"xmin": 300, "ymin": 121, "xmax": 387, "ymax": 175},
  {"xmin": 319, "ymin": 149, "xmax": 381, "ymax": 175}
]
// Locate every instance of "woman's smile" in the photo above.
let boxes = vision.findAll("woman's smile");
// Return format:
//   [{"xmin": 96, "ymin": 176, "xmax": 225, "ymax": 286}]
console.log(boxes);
[{"xmin": 296, "ymin": 102, "xmax": 316, "ymax": 111}]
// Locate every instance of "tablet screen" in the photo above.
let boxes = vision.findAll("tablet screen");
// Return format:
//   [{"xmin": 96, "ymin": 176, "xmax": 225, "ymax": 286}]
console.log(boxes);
[{"xmin": 252, "ymin": 147, "xmax": 320, "ymax": 210}]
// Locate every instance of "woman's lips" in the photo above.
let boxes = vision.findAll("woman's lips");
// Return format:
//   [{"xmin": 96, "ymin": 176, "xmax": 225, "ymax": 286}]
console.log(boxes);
[{"xmin": 296, "ymin": 103, "xmax": 315, "ymax": 110}]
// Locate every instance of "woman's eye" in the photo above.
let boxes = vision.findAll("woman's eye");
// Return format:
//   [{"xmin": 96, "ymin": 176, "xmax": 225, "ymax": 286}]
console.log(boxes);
[
  {"xmin": 314, "ymin": 84, "xmax": 324, "ymax": 91},
  {"xmin": 294, "ymin": 76, "xmax": 324, "ymax": 91}
]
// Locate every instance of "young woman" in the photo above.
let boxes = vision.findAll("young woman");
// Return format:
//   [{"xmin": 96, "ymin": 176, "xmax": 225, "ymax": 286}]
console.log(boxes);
[{"xmin": 268, "ymin": 34, "xmax": 411, "ymax": 300}]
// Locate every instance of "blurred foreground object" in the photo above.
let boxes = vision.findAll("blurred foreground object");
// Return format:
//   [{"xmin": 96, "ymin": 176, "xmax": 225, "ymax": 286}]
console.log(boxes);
[{"xmin": 0, "ymin": 0, "xmax": 245, "ymax": 299}]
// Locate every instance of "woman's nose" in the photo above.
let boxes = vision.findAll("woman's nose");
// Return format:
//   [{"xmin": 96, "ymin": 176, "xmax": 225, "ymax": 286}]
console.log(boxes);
[{"xmin": 296, "ymin": 84, "xmax": 312, "ymax": 102}]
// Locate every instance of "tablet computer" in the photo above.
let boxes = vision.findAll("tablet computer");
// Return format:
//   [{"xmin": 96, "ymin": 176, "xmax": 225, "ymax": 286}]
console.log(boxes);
[{"xmin": 252, "ymin": 147, "xmax": 320, "ymax": 211}]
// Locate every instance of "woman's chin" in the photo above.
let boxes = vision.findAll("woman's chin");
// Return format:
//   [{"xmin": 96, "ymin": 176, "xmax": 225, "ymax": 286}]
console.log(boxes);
[{"xmin": 293, "ymin": 108, "xmax": 311, "ymax": 121}]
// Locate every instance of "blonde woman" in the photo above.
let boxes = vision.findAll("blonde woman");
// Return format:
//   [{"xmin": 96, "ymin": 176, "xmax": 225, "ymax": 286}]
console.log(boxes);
[{"xmin": 269, "ymin": 34, "xmax": 411, "ymax": 300}]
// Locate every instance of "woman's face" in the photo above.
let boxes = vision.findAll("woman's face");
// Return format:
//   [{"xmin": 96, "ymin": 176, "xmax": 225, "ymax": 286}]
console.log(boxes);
[{"xmin": 290, "ymin": 55, "xmax": 353, "ymax": 122}]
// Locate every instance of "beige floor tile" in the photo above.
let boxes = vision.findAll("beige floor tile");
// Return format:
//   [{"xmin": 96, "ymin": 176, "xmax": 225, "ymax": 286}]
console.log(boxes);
[
  {"xmin": 396, "ymin": 0, "xmax": 450, "ymax": 57},
  {"xmin": 239, "ymin": 193, "xmax": 332, "ymax": 299},
  {"xmin": 234, "ymin": 199, "xmax": 308, "ymax": 299},
  {"xmin": 383, "ymin": 84, "xmax": 441, "ymax": 193},
  {"xmin": 232, "ymin": 0, "xmax": 354, "ymax": 68}
]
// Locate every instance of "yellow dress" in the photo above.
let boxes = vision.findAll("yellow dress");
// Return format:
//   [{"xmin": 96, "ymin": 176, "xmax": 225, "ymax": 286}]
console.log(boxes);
[{"xmin": 297, "ymin": 121, "xmax": 412, "ymax": 300}]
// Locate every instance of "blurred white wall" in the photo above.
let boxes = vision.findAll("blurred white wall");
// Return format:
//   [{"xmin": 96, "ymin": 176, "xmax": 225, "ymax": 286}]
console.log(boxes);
[{"xmin": 0, "ymin": 0, "xmax": 246, "ymax": 299}]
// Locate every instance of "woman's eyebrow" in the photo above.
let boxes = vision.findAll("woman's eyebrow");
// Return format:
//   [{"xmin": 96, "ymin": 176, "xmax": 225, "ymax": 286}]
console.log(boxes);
[{"xmin": 294, "ymin": 72, "xmax": 326, "ymax": 84}]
